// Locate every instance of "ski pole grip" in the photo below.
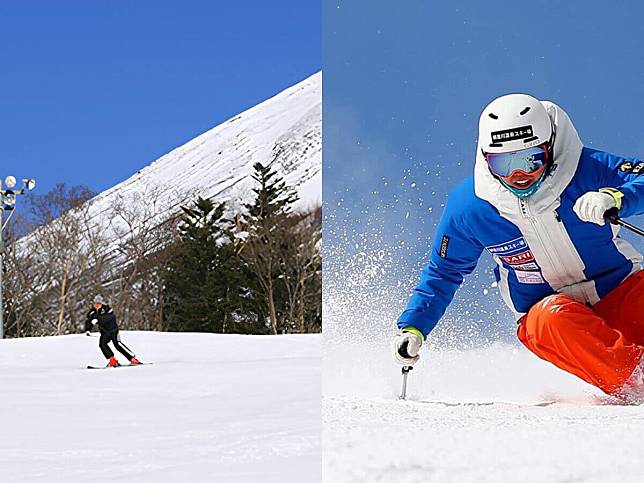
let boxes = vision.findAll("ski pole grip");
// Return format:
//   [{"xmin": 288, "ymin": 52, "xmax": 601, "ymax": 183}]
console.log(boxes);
[
  {"xmin": 603, "ymin": 208, "xmax": 644, "ymax": 237},
  {"xmin": 605, "ymin": 207, "xmax": 620, "ymax": 225}
]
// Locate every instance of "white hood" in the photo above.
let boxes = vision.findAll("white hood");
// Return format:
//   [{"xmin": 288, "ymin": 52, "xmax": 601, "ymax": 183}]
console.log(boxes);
[
  {"xmin": 474, "ymin": 101, "xmax": 583, "ymax": 214},
  {"xmin": 471, "ymin": 100, "xmax": 640, "ymax": 314}
]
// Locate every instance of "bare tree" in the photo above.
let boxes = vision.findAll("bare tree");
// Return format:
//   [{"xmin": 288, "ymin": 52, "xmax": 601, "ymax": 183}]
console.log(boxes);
[
  {"xmin": 107, "ymin": 184, "xmax": 192, "ymax": 329},
  {"xmin": 28, "ymin": 183, "xmax": 96, "ymax": 226},
  {"xmin": 38, "ymin": 185, "xmax": 97, "ymax": 334},
  {"xmin": 4, "ymin": 184, "xmax": 110, "ymax": 336},
  {"xmin": 278, "ymin": 206, "xmax": 322, "ymax": 333},
  {"xmin": 30, "ymin": 200, "xmax": 110, "ymax": 334}
]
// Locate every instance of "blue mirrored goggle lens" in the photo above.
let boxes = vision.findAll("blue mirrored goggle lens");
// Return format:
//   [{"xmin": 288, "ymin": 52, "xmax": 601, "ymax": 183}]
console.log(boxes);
[{"xmin": 485, "ymin": 145, "xmax": 548, "ymax": 177}]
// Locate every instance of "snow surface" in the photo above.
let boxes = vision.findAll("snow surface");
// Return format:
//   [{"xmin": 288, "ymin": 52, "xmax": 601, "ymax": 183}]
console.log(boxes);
[
  {"xmin": 323, "ymin": 338, "xmax": 644, "ymax": 483},
  {"xmin": 0, "ymin": 332, "xmax": 320, "ymax": 482}
]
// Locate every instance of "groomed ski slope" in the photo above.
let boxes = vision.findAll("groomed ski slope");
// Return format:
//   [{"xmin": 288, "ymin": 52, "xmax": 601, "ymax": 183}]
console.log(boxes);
[
  {"xmin": 323, "ymin": 340, "xmax": 644, "ymax": 483},
  {"xmin": 0, "ymin": 332, "xmax": 320, "ymax": 482}
]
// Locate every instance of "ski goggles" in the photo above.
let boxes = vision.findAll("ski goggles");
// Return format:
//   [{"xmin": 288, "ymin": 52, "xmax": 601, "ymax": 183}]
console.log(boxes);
[{"xmin": 483, "ymin": 143, "xmax": 549, "ymax": 178}]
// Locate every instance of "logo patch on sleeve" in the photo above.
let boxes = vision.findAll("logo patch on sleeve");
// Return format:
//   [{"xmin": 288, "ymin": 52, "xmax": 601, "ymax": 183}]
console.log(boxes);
[
  {"xmin": 439, "ymin": 235, "xmax": 449, "ymax": 258},
  {"xmin": 617, "ymin": 161, "xmax": 644, "ymax": 175}
]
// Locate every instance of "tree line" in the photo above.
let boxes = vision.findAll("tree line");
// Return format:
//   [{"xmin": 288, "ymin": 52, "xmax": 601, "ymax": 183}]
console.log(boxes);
[{"xmin": 2, "ymin": 162, "xmax": 321, "ymax": 337}]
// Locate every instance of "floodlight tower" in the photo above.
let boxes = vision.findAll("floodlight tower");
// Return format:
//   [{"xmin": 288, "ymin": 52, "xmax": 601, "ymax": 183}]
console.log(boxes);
[{"xmin": 0, "ymin": 177, "xmax": 36, "ymax": 338}]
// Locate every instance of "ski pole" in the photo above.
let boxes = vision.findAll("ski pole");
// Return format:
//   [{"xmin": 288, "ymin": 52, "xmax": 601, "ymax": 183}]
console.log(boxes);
[
  {"xmin": 606, "ymin": 208, "xmax": 644, "ymax": 237},
  {"xmin": 399, "ymin": 365, "xmax": 413, "ymax": 400}
]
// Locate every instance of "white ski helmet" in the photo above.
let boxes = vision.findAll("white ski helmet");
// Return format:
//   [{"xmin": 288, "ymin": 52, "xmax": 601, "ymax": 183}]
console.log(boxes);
[{"xmin": 478, "ymin": 93, "xmax": 553, "ymax": 155}]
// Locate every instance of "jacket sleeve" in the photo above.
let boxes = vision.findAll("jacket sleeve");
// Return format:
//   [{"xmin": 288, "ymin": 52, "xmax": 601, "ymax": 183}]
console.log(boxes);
[
  {"xmin": 84, "ymin": 310, "xmax": 95, "ymax": 332},
  {"xmin": 397, "ymin": 198, "xmax": 484, "ymax": 338},
  {"xmin": 590, "ymin": 149, "xmax": 644, "ymax": 218}
]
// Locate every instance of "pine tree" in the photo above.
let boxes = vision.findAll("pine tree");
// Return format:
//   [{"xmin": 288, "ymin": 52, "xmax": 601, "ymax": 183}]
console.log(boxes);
[
  {"xmin": 164, "ymin": 197, "xmax": 235, "ymax": 332},
  {"xmin": 238, "ymin": 162, "xmax": 299, "ymax": 334}
]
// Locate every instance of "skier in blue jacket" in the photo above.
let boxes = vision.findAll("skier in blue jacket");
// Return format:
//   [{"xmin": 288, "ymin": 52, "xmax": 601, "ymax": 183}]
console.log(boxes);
[{"xmin": 393, "ymin": 94, "xmax": 644, "ymax": 399}]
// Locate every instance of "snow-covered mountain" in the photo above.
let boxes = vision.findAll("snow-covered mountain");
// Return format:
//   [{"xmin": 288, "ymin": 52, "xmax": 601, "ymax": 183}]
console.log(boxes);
[{"xmin": 87, "ymin": 71, "xmax": 321, "ymax": 224}]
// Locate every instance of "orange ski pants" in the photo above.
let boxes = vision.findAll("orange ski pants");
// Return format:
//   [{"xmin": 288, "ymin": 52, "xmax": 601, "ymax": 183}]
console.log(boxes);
[{"xmin": 517, "ymin": 271, "xmax": 644, "ymax": 395}]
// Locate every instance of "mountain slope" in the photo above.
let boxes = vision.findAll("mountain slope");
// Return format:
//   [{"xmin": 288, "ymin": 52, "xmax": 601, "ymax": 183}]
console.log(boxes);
[
  {"xmin": 88, "ymin": 71, "xmax": 321, "ymax": 223},
  {"xmin": 0, "ymin": 332, "xmax": 321, "ymax": 482}
]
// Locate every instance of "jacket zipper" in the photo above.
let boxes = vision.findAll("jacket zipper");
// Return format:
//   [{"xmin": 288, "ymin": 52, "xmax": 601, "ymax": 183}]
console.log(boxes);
[{"xmin": 518, "ymin": 198, "xmax": 581, "ymax": 295}]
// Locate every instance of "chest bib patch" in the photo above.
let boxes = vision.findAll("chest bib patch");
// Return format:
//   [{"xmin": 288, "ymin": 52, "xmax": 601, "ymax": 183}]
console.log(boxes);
[
  {"xmin": 487, "ymin": 236, "xmax": 528, "ymax": 256},
  {"xmin": 486, "ymin": 236, "xmax": 546, "ymax": 283}
]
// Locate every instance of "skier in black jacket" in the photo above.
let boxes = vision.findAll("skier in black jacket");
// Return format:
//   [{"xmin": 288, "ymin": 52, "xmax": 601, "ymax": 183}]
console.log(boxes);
[{"xmin": 85, "ymin": 295, "xmax": 141, "ymax": 367}]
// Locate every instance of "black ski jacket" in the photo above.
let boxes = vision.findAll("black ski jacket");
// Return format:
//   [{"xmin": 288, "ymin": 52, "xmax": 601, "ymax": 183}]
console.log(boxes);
[{"xmin": 85, "ymin": 304, "xmax": 118, "ymax": 333}]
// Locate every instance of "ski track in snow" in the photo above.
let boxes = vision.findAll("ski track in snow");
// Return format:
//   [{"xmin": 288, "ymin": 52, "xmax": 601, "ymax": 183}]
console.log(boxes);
[
  {"xmin": 323, "ymin": 339, "xmax": 644, "ymax": 483},
  {"xmin": 0, "ymin": 332, "xmax": 321, "ymax": 482}
]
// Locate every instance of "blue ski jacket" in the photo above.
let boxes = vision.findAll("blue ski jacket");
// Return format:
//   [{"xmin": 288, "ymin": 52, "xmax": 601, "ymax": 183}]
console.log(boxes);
[{"xmin": 398, "ymin": 102, "xmax": 644, "ymax": 337}]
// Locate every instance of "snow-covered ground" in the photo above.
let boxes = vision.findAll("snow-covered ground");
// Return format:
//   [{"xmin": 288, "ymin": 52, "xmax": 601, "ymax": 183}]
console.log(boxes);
[
  {"xmin": 323, "ymin": 339, "xmax": 644, "ymax": 483},
  {"xmin": 0, "ymin": 331, "xmax": 320, "ymax": 482}
]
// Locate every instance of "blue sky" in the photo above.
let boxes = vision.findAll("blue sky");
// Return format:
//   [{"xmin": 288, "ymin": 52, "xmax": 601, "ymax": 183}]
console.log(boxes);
[
  {"xmin": 0, "ymin": 0, "xmax": 320, "ymax": 195},
  {"xmin": 323, "ymin": 1, "xmax": 644, "ymax": 341}
]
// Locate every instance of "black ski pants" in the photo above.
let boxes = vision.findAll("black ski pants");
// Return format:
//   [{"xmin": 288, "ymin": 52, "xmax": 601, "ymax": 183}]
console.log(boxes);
[{"xmin": 99, "ymin": 330, "xmax": 135, "ymax": 360}]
